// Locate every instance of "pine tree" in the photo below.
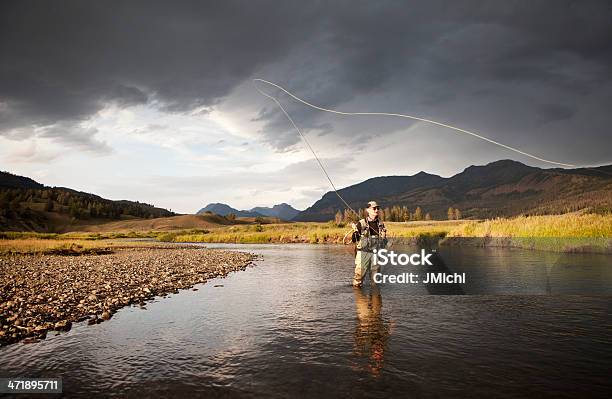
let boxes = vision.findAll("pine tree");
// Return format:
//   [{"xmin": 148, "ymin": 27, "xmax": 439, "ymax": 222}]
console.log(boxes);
[
  {"xmin": 425, "ymin": 213, "xmax": 431, "ymax": 221},
  {"xmin": 447, "ymin": 207, "xmax": 455, "ymax": 220},
  {"xmin": 455, "ymin": 208, "xmax": 462, "ymax": 220}
]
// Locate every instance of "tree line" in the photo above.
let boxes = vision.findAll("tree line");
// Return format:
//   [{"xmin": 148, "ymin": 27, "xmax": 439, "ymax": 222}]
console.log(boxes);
[
  {"xmin": 334, "ymin": 205, "xmax": 463, "ymax": 223},
  {"xmin": 0, "ymin": 187, "xmax": 174, "ymax": 220}
]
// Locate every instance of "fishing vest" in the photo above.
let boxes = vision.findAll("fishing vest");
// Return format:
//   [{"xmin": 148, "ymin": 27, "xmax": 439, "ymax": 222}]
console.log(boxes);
[{"xmin": 356, "ymin": 218, "xmax": 386, "ymax": 252}]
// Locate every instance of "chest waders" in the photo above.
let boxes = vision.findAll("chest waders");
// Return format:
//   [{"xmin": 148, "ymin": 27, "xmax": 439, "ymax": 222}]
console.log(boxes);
[{"xmin": 353, "ymin": 218, "xmax": 388, "ymax": 287}]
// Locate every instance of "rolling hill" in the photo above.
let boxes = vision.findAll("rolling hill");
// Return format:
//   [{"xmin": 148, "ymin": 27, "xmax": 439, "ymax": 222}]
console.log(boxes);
[
  {"xmin": 72, "ymin": 214, "xmax": 238, "ymax": 233},
  {"xmin": 0, "ymin": 171, "xmax": 175, "ymax": 232}
]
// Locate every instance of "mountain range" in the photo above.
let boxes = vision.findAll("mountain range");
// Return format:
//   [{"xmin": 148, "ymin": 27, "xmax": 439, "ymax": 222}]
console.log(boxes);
[
  {"xmin": 197, "ymin": 203, "xmax": 300, "ymax": 220},
  {"xmin": 3, "ymin": 159, "xmax": 611, "ymax": 231},
  {"xmin": 293, "ymin": 160, "xmax": 612, "ymax": 221}
]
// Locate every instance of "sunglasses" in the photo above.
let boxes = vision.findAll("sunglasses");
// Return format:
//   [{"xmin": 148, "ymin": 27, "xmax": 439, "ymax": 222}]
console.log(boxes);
[{"xmin": 370, "ymin": 206, "xmax": 380, "ymax": 210}]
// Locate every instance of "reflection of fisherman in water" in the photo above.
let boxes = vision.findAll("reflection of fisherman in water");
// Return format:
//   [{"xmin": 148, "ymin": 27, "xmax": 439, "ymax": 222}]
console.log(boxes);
[
  {"xmin": 353, "ymin": 286, "xmax": 392, "ymax": 377},
  {"xmin": 351, "ymin": 201, "xmax": 388, "ymax": 287}
]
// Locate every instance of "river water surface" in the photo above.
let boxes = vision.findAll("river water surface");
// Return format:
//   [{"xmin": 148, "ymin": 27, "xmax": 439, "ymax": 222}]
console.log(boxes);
[{"xmin": 1, "ymin": 243, "xmax": 611, "ymax": 398}]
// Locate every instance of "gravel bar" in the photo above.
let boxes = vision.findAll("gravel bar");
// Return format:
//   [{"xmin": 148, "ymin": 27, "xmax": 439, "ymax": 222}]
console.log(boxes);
[{"xmin": 0, "ymin": 247, "xmax": 255, "ymax": 346}]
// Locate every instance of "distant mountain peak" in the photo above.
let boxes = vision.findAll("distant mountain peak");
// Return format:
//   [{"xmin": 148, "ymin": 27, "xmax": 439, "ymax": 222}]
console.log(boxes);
[
  {"xmin": 197, "ymin": 203, "xmax": 264, "ymax": 218},
  {"xmin": 412, "ymin": 171, "xmax": 439, "ymax": 178},
  {"xmin": 197, "ymin": 202, "xmax": 300, "ymax": 220},
  {"xmin": 251, "ymin": 203, "xmax": 300, "ymax": 220}
]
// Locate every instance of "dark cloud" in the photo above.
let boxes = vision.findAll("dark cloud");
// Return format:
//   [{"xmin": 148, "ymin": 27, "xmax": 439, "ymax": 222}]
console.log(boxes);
[
  {"xmin": 0, "ymin": 0, "xmax": 320, "ymax": 146},
  {"xmin": 1, "ymin": 0, "xmax": 611, "ymax": 165},
  {"xmin": 251, "ymin": 0, "xmax": 612, "ymax": 165}
]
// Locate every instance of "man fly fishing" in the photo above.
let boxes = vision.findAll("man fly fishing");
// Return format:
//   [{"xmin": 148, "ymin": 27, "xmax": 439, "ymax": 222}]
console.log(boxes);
[{"xmin": 351, "ymin": 201, "xmax": 388, "ymax": 287}]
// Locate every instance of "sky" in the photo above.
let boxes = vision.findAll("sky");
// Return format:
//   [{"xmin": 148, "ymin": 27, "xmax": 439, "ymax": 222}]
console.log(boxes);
[{"xmin": 1, "ymin": 0, "xmax": 611, "ymax": 213}]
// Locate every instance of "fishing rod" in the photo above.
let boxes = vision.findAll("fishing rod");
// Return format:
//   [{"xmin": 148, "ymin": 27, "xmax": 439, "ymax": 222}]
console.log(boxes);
[
  {"xmin": 254, "ymin": 80, "xmax": 387, "ymax": 246},
  {"xmin": 253, "ymin": 81, "xmax": 359, "ymax": 217}
]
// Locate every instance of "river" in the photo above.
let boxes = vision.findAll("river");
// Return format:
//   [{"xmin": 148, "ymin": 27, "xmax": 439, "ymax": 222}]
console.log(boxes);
[{"xmin": 1, "ymin": 243, "xmax": 611, "ymax": 398}]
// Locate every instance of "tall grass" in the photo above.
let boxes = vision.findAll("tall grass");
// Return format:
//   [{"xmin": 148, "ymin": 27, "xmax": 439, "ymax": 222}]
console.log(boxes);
[
  {"xmin": 0, "ymin": 239, "xmax": 112, "ymax": 255},
  {"xmin": 443, "ymin": 213, "xmax": 612, "ymax": 253},
  {"xmin": 448, "ymin": 213, "xmax": 612, "ymax": 238},
  {"xmin": 0, "ymin": 238, "xmax": 176, "ymax": 255},
  {"xmin": 155, "ymin": 215, "xmax": 612, "ymax": 252},
  {"xmin": 2, "ymin": 213, "xmax": 610, "ymax": 254},
  {"xmin": 0, "ymin": 231, "xmax": 157, "ymax": 240},
  {"xmin": 158, "ymin": 220, "xmax": 468, "ymax": 244}
]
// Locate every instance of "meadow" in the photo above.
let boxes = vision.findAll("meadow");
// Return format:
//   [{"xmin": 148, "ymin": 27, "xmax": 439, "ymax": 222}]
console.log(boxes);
[{"xmin": 1, "ymin": 212, "xmax": 611, "ymax": 254}]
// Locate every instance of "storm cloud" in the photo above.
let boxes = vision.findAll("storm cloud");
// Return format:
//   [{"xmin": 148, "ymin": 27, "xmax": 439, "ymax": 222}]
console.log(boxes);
[
  {"xmin": 1, "ymin": 0, "xmax": 611, "ymax": 177},
  {"xmin": 1, "ymin": 0, "xmax": 319, "ymax": 150}
]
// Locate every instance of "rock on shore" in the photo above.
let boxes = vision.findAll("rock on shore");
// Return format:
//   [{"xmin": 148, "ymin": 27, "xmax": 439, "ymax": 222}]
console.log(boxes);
[{"xmin": 0, "ymin": 247, "xmax": 254, "ymax": 346}]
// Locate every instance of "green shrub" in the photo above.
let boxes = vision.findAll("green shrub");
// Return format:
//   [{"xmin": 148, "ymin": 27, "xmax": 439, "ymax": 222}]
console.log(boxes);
[{"xmin": 156, "ymin": 232, "xmax": 178, "ymax": 242}]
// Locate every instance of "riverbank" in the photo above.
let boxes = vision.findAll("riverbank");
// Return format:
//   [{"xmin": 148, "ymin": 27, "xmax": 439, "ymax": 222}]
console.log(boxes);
[
  {"xmin": 1, "ymin": 212, "xmax": 610, "ymax": 253},
  {"xmin": 0, "ymin": 247, "xmax": 254, "ymax": 346},
  {"xmin": 157, "ymin": 213, "xmax": 612, "ymax": 253},
  {"xmin": 0, "ymin": 237, "xmax": 158, "ymax": 255},
  {"xmin": 443, "ymin": 213, "xmax": 612, "ymax": 253},
  {"xmin": 157, "ymin": 220, "xmax": 464, "ymax": 244}
]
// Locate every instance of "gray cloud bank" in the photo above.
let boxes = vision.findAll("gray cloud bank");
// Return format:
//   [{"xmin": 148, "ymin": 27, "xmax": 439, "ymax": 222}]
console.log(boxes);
[{"xmin": 1, "ymin": 0, "xmax": 611, "ymax": 163}]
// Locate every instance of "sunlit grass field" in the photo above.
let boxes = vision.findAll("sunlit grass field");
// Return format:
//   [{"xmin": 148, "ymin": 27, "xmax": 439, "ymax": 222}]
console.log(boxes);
[
  {"xmin": 162, "ymin": 213, "xmax": 612, "ymax": 244},
  {"xmin": 448, "ymin": 213, "xmax": 612, "ymax": 238},
  {"xmin": 1, "ymin": 239, "xmax": 115, "ymax": 255},
  {"xmin": 442, "ymin": 213, "xmax": 612, "ymax": 253},
  {"xmin": 0, "ymin": 232, "xmax": 161, "ymax": 255},
  {"xmin": 161, "ymin": 220, "xmax": 467, "ymax": 244},
  {"xmin": 1, "ymin": 212, "xmax": 611, "ymax": 253}
]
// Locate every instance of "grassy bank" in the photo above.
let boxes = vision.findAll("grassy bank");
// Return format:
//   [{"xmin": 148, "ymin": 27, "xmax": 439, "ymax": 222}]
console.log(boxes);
[
  {"xmin": 0, "ymin": 238, "xmax": 172, "ymax": 255},
  {"xmin": 447, "ymin": 213, "xmax": 612, "ymax": 238},
  {"xmin": 1, "ymin": 213, "xmax": 611, "ymax": 253},
  {"xmin": 157, "ymin": 220, "xmax": 467, "ymax": 245},
  {"xmin": 0, "ymin": 231, "xmax": 157, "ymax": 240},
  {"xmin": 158, "ymin": 213, "xmax": 612, "ymax": 253},
  {"xmin": 443, "ymin": 213, "xmax": 612, "ymax": 252}
]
